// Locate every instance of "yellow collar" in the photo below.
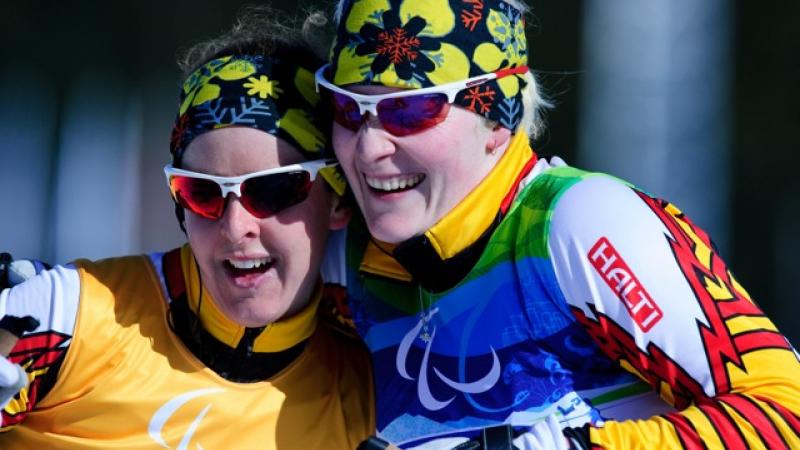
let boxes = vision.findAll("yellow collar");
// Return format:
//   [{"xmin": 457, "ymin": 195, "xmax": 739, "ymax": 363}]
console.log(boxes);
[
  {"xmin": 180, "ymin": 245, "xmax": 319, "ymax": 352},
  {"xmin": 360, "ymin": 132, "xmax": 534, "ymax": 279}
]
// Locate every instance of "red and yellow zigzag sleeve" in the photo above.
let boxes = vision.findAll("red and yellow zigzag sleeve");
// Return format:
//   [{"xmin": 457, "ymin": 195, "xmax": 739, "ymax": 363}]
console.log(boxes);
[
  {"xmin": 1, "ymin": 331, "xmax": 69, "ymax": 431},
  {"xmin": 582, "ymin": 193, "xmax": 800, "ymax": 449}
]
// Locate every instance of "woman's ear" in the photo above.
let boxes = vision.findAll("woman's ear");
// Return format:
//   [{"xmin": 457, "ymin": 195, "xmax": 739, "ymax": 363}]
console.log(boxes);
[
  {"xmin": 328, "ymin": 194, "xmax": 352, "ymax": 231},
  {"xmin": 486, "ymin": 125, "xmax": 512, "ymax": 154}
]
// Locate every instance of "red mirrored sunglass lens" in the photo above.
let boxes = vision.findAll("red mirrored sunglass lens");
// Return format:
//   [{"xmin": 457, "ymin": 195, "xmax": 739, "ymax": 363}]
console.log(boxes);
[
  {"xmin": 170, "ymin": 176, "xmax": 225, "ymax": 219},
  {"xmin": 331, "ymin": 92, "xmax": 365, "ymax": 131},
  {"xmin": 169, "ymin": 171, "xmax": 316, "ymax": 220},
  {"xmin": 240, "ymin": 171, "xmax": 313, "ymax": 218},
  {"xmin": 329, "ymin": 90, "xmax": 451, "ymax": 136},
  {"xmin": 377, "ymin": 93, "xmax": 450, "ymax": 136}
]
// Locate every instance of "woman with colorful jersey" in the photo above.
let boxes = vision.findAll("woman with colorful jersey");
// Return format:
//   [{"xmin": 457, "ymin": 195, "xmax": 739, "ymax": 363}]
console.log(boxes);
[
  {"xmin": 0, "ymin": 8, "xmax": 373, "ymax": 449},
  {"xmin": 315, "ymin": 0, "xmax": 800, "ymax": 448}
]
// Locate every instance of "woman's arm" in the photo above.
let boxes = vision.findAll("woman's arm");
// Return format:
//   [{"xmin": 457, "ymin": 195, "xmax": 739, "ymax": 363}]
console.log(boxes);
[
  {"xmin": 0, "ymin": 259, "xmax": 79, "ymax": 430},
  {"xmin": 548, "ymin": 175, "xmax": 800, "ymax": 449}
]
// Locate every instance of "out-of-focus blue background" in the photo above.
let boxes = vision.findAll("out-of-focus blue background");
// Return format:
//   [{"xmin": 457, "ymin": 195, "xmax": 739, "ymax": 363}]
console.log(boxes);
[{"xmin": 1, "ymin": 1, "xmax": 797, "ymax": 343}]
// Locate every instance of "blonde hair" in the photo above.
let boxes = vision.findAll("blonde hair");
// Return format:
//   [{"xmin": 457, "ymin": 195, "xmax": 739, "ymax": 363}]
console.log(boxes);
[
  {"xmin": 503, "ymin": 0, "xmax": 530, "ymax": 14},
  {"xmin": 518, "ymin": 70, "xmax": 551, "ymax": 138}
]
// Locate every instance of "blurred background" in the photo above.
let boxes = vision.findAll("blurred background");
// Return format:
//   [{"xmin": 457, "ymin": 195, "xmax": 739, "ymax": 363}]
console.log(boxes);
[{"xmin": 1, "ymin": 1, "xmax": 797, "ymax": 343}]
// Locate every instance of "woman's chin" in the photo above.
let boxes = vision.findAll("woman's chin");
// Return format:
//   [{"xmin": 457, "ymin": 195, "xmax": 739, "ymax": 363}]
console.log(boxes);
[{"xmin": 368, "ymin": 219, "xmax": 422, "ymax": 244}]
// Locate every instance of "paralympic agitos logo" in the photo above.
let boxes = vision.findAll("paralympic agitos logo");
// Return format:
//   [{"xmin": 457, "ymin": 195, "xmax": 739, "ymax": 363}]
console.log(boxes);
[
  {"xmin": 148, "ymin": 387, "xmax": 225, "ymax": 449},
  {"xmin": 396, "ymin": 308, "xmax": 502, "ymax": 411}
]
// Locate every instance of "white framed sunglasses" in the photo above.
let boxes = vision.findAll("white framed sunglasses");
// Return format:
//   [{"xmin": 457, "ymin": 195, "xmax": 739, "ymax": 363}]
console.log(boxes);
[
  {"xmin": 314, "ymin": 63, "xmax": 528, "ymax": 136},
  {"xmin": 164, "ymin": 159, "xmax": 336, "ymax": 219}
]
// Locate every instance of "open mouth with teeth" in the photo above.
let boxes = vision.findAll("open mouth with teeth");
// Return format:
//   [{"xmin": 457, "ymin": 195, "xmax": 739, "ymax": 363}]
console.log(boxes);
[
  {"xmin": 224, "ymin": 257, "xmax": 274, "ymax": 279},
  {"xmin": 365, "ymin": 174, "xmax": 426, "ymax": 193}
]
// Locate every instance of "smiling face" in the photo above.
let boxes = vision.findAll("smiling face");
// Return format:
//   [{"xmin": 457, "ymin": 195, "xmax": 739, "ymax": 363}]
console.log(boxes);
[
  {"xmin": 331, "ymin": 86, "xmax": 510, "ymax": 244},
  {"xmin": 181, "ymin": 127, "xmax": 348, "ymax": 327}
]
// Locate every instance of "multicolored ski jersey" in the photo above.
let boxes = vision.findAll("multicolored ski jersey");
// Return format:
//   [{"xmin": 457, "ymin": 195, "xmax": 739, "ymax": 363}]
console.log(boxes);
[
  {"xmin": 0, "ymin": 247, "xmax": 374, "ymax": 449},
  {"xmin": 339, "ymin": 133, "xmax": 800, "ymax": 448}
]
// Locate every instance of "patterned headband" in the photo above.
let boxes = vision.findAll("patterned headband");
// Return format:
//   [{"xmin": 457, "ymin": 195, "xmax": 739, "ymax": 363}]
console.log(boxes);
[
  {"xmin": 170, "ymin": 54, "xmax": 346, "ymax": 195},
  {"xmin": 329, "ymin": 0, "xmax": 529, "ymax": 131}
]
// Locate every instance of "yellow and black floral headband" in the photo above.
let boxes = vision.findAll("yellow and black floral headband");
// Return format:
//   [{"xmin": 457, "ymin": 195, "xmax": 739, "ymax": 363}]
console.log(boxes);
[
  {"xmin": 329, "ymin": 0, "xmax": 529, "ymax": 130},
  {"xmin": 170, "ymin": 54, "xmax": 346, "ymax": 195}
]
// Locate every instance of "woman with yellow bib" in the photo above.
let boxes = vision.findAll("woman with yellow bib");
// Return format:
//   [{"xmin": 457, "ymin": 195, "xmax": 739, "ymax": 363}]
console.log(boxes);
[{"xmin": 0, "ymin": 8, "xmax": 373, "ymax": 449}]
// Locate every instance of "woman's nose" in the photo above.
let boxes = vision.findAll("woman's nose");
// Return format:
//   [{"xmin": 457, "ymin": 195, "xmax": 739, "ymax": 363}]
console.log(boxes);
[
  {"xmin": 219, "ymin": 195, "xmax": 260, "ymax": 242},
  {"xmin": 354, "ymin": 114, "xmax": 397, "ymax": 163}
]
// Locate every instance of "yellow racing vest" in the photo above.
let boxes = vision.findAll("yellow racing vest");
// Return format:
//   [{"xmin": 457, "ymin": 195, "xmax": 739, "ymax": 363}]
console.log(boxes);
[{"xmin": 0, "ymin": 254, "xmax": 374, "ymax": 449}]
